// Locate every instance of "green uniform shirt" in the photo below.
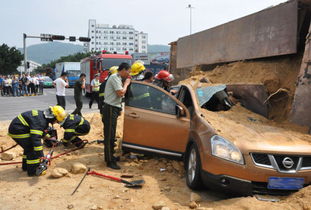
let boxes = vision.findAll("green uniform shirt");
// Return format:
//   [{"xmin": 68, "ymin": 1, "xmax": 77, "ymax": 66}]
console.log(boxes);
[{"xmin": 104, "ymin": 74, "xmax": 123, "ymax": 108}]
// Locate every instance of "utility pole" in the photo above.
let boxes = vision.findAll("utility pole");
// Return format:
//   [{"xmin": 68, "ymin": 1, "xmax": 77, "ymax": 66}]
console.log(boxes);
[
  {"xmin": 187, "ymin": 4, "xmax": 194, "ymax": 35},
  {"xmin": 23, "ymin": 33, "xmax": 27, "ymax": 75},
  {"xmin": 21, "ymin": 34, "xmax": 90, "ymax": 75}
]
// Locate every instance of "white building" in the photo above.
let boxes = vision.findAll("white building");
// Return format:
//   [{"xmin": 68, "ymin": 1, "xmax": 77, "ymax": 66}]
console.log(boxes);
[
  {"xmin": 17, "ymin": 60, "xmax": 42, "ymax": 74},
  {"xmin": 85, "ymin": 19, "xmax": 148, "ymax": 54}
]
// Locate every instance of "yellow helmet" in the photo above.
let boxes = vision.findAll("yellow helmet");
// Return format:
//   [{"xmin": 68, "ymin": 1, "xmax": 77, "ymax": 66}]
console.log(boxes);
[
  {"xmin": 130, "ymin": 61, "xmax": 145, "ymax": 76},
  {"xmin": 109, "ymin": 66, "xmax": 118, "ymax": 75},
  {"xmin": 50, "ymin": 105, "xmax": 67, "ymax": 122}
]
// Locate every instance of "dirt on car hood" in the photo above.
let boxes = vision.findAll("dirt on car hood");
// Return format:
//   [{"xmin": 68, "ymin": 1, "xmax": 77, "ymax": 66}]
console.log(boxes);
[{"xmin": 200, "ymin": 104, "xmax": 311, "ymax": 153}]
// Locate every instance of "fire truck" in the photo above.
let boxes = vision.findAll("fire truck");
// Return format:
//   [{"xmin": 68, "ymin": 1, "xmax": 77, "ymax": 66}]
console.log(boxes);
[{"xmin": 80, "ymin": 52, "xmax": 133, "ymax": 95}]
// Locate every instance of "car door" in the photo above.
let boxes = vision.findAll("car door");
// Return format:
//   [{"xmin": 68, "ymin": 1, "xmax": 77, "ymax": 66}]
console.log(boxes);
[{"xmin": 123, "ymin": 81, "xmax": 190, "ymax": 158}]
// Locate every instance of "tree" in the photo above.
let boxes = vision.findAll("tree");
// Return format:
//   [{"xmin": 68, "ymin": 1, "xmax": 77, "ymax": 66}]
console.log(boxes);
[{"xmin": 0, "ymin": 44, "xmax": 23, "ymax": 75}]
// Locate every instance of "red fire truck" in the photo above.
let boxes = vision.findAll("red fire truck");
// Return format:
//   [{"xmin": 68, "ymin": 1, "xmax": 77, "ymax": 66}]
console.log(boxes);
[{"xmin": 80, "ymin": 52, "xmax": 133, "ymax": 95}]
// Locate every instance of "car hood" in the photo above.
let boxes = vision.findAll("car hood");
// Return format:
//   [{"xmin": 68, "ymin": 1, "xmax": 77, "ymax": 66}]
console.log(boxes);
[{"xmin": 200, "ymin": 104, "xmax": 311, "ymax": 154}]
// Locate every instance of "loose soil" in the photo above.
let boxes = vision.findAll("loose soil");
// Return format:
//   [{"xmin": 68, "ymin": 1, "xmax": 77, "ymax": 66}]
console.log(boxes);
[
  {"xmin": 1, "ymin": 112, "xmax": 311, "ymax": 210},
  {"xmin": 181, "ymin": 54, "xmax": 302, "ymax": 122}
]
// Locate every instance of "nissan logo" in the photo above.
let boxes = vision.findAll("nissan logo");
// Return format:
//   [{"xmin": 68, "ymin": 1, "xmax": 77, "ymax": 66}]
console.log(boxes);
[{"xmin": 282, "ymin": 157, "xmax": 294, "ymax": 169}]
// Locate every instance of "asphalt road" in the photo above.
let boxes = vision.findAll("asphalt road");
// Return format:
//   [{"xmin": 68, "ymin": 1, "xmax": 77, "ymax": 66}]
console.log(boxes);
[{"xmin": 0, "ymin": 88, "xmax": 97, "ymax": 121}]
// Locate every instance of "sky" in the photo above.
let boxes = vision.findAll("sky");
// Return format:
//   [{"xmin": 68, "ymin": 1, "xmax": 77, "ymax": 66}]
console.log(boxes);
[{"xmin": 0, "ymin": 0, "xmax": 287, "ymax": 48}]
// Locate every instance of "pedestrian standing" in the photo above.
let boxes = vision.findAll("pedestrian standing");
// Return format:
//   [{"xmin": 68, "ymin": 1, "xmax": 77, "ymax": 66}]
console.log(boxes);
[
  {"xmin": 20, "ymin": 74, "xmax": 29, "ymax": 96},
  {"xmin": 53, "ymin": 72, "xmax": 69, "ymax": 109},
  {"xmin": 3, "ymin": 76, "xmax": 10, "ymax": 96},
  {"xmin": 0, "ymin": 75, "xmax": 4, "ymax": 96},
  {"xmin": 26, "ymin": 74, "xmax": 31, "ymax": 94},
  {"xmin": 34, "ymin": 75, "xmax": 39, "ymax": 95},
  {"xmin": 102, "ymin": 62, "xmax": 131, "ymax": 170},
  {"xmin": 72, "ymin": 73, "xmax": 86, "ymax": 116},
  {"xmin": 12, "ymin": 76, "xmax": 20, "ymax": 97},
  {"xmin": 7, "ymin": 76, "xmax": 12, "ymax": 96},
  {"xmin": 38, "ymin": 74, "xmax": 44, "ymax": 95},
  {"xmin": 89, "ymin": 74, "xmax": 100, "ymax": 109},
  {"xmin": 29, "ymin": 75, "xmax": 36, "ymax": 95}
]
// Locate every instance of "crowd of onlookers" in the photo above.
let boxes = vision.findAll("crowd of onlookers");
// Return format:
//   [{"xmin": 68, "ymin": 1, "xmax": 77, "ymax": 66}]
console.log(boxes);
[{"xmin": 0, "ymin": 74, "xmax": 45, "ymax": 97}]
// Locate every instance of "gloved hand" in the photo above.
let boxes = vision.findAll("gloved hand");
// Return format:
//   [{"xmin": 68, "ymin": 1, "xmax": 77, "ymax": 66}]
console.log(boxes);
[{"xmin": 44, "ymin": 137, "xmax": 60, "ymax": 148}]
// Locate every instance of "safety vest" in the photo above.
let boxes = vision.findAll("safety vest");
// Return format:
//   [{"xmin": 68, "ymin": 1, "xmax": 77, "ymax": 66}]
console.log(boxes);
[{"xmin": 92, "ymin": 79, "xmax": 100, "ymax": 92}]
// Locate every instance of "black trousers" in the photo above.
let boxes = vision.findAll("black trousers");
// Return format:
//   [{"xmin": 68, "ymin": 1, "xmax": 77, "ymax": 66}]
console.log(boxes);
[
  {"xmin": 72, "ymin": 96, "xmax": 83, "ymax": 116},
  {"xmin": 89, "ymin": 91, "xmax": 99, "ymax": 109},
  {"xmin": 102, "ymin": 103, "xmax": 121, "ymax": 163},
  {"xmin": 56, "ymin": 95, "xmax": 66, "ymax": 109},
  {"xmin": 12, "ymin": 137, "xmax": 43, "ymax": 176}
]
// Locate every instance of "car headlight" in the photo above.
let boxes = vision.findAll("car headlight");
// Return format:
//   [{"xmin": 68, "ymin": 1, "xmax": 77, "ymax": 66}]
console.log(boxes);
[{"xmin": 211, "ymin": 135, "xmax": 244, "ymax": 165}]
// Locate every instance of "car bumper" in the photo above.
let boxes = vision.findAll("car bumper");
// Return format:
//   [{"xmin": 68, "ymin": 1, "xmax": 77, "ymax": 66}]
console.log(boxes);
[{"xmin": 201, "ymin": 170, "xmax": 307, "ymax": 195}]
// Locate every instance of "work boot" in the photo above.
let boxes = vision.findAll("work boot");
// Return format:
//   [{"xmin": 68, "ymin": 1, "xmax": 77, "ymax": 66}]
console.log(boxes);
[{"xmin": 107, "ymin": 161, "xmax": 121, "ymax": 170}]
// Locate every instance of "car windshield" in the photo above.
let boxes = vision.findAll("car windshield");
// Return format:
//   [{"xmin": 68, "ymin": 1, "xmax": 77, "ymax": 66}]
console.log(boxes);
[
  {"xmin": 101, "ymin": 58, "xmax": 132, "ymax": 70},
  {"xmin": 196, "ymin": 85, "xmax": 233, "ymax": 111},
  {"xmin": 43, "ymin": 77, "xmax": 52, "ymax": 82},
  {"xmin": 67, "ymin": 70, "xmax": 81, "ymax": 77}
]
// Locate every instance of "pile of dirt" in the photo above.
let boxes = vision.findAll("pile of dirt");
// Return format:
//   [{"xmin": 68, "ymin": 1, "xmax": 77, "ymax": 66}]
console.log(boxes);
[
  {"xmin": 1, "ymin": 113, "xmax": 311, "ymax": 209},
  {"xmin": 181, "ymin": 54, "xmax": 302, "ymax": 122}
]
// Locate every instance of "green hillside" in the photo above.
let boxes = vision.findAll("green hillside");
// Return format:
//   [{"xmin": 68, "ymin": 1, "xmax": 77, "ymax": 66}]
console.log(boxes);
[{"xmin": 20, "ymin": 42, "xmax": 170, "ymax": 65}]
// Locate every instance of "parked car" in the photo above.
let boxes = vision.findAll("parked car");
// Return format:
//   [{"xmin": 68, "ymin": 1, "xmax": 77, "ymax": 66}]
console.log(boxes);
[
  {"xmin": 42, "ymin": 77, "xmax": 53, "ymax": 88},
  {"xmin": 122, "ymin": 81, "xmax": 311, "ymax": 195}
]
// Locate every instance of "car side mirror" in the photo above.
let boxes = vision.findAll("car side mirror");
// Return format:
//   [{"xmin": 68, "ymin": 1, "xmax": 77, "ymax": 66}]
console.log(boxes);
[{"xmin": 176, "ymin": 105, "xmax": 185, "ymax": 118}]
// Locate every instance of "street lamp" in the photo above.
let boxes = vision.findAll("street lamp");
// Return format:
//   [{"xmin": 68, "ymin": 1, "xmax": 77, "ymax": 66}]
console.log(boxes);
[{"xmin": 187, "ymin": 4, "xmax": 194, "ymax": 35}]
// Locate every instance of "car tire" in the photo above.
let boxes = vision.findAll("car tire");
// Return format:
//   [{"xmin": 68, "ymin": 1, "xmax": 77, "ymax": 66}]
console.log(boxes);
[{"xmin": 186, "ymin": 143, "xmax": 203, "ymax": 190}]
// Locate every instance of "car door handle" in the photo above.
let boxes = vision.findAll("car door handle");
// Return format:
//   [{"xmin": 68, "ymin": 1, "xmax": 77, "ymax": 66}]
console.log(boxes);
[{"xmin": 128, "ymin": 113, "xmax": 140, "ymax": 118}]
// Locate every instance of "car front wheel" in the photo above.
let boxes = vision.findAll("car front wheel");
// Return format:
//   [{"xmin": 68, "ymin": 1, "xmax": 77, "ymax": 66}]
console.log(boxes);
[{"xmin": 186, "ymin": 143, "xmax": 203, "ymax": 190}]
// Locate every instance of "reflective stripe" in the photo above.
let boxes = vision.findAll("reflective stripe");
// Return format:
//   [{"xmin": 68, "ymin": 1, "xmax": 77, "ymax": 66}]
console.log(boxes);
[
  {"xmin": 70, "ymin": 114, "xmax": 74, "ymax": 120},
  {"xmin": 65, "ymin": 129, "xmax": 75, "ymax": 132},
  {"xmin": 8, "ymin": 133, "xmax": 31, "ymax": 139},
  {"xmin": 27, "ymin": 159, "xmax": 40, "ymax": 164},
  {"xmin": 99, "ymin": 93, "xmax": 105, "ymax": 97},
  {"xmin": 32, "ymin": 110, "xmax": 38, "ymax": 116},
  {"xmin": 62, "ymin": 139, "xmax": 69, "ymax": 143},
  {"xmin": 79, "ymin": 118, "xmax": 84, "ymax": 126},
  {"xmin": 18, "ymin": 114, "xmax": 29, "ymax": 127},
  {"xmin": 34, "ymin": 146, "xmax": 43, "ymax": 151},
  {"xmin": 93, "ymin": 80, "xmax": 100, "ymax": 92},
  {"xmin": 134, "ymin": 92, "xmax": 150, "ymax": 100},
  {"xmin": 70, "ymin": 136, "xmax": 77, "ymax": 141},
  {"xmin": 46, "ymin": 134, "xmax": 51, "ymax": 138},
  {"xmin": 30, "ymin": 129, "xmax": 43, "ymax": 136}
]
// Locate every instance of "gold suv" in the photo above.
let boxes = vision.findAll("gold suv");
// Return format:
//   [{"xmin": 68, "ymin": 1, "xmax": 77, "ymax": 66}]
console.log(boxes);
[{"xmin": 123, "ymin": 81, "xmax": 311, "ymax": 195}]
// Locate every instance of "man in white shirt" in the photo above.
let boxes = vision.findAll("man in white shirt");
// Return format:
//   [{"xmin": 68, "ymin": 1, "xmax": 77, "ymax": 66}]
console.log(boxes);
[{"xmin": 53, "ymin": 72, "xmax": 69, "ymax": 109}]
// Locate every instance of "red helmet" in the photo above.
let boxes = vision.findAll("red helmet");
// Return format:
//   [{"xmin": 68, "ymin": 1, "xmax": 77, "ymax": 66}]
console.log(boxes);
[{"xmin": 155, "ymin": 70, "xmax": 174, "ymax": 82}]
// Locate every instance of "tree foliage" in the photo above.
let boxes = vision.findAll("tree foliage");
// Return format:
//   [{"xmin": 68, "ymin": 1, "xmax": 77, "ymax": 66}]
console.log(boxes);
[{"xmin": 0, "ymin": 44, "xmax": 23, "ymax": 75}]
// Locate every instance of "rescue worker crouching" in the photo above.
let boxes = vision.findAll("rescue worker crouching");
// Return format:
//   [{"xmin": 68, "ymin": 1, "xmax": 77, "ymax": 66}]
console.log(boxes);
[
  {"xmin": 8, "ymin": 105, "xmax": 67, "ymax": 176},
  {"xmin": 60, "ymin": 114, "xmax": 90, "ymax": 148}
]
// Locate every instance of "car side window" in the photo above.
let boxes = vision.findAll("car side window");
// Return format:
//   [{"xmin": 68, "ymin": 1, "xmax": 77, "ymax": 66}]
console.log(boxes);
[{"xmin": 126, "ymin": 83, "xmax": 177, "ymax": 115}]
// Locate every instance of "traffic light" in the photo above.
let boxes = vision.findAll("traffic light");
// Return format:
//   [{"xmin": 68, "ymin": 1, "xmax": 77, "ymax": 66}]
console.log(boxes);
[
  {"xmin": 69, "ymin": 36, "xmax": 76, "ymax": 41},
  {"xmin": 51, "ymin": 35, "xmax": 65, "ymax": 40},
  {"xmin": 79, "ymin": 37, "xmax": 91, "ymax": 42},
  {"xmin": 26, "ymin": 61, "xmax": 30, "ymax": 69}
]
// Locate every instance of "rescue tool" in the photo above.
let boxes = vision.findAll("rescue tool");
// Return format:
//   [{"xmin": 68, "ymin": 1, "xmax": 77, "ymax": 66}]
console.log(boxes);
[
  {"xmin": 71, "ymin": 168, "xmax": 90, "ymax": 196},
  {"xmin": 36, "ymin": 149, "xmax": 54, "ymax": 176},
  {"xmin": 87, "ymin": 170, "xmax": 145, "ymax": 188}
]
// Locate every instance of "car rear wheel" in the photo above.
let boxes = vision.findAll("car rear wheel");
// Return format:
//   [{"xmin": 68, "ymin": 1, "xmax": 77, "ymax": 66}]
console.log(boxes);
[{"xmin": 186, "ymin": 143, "xmax": 203, "ymax": 190}]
